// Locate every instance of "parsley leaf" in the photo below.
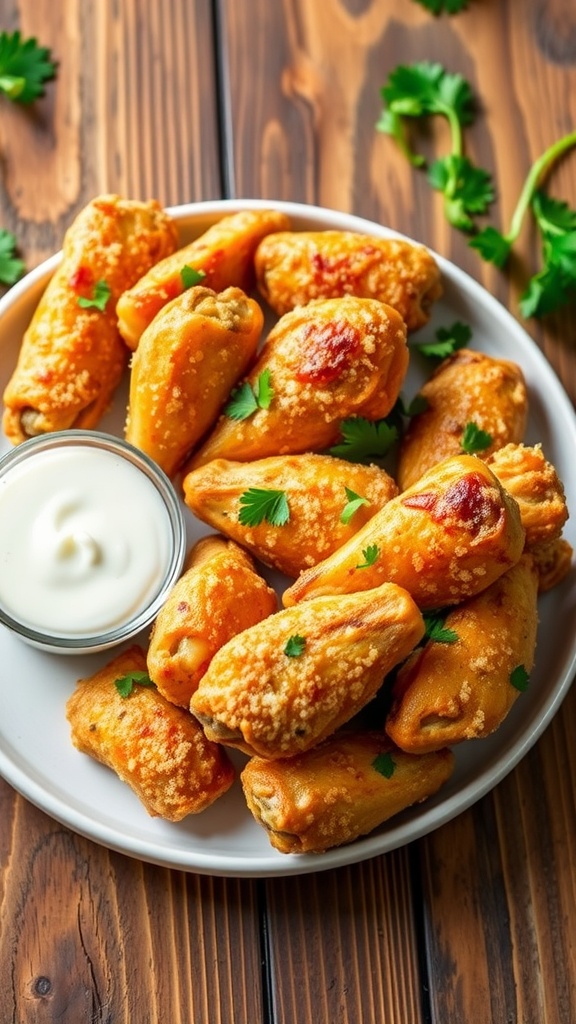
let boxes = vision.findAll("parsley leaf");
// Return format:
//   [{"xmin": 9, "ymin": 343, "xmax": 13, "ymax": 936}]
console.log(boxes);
[
  {"xmin": 510, "ymin": 665, "xmax": 530, "ymax": 692},
  {"xmin": 461, "ymin": 421, "xmax": 492, "ymax": 454},
  {"xmin": 225, "ymin": 370, "xmax": 274, "ymax": 420},
  {"xmin": 77, "ymin": 279, "xmax": 111, "ymax": 312},
  {"xmin": 238, "ymin": 487, "xmax": 290, "ymax": 527},
  {"xmin": 340, "ymin": 487, "xmax": 370, "ymax": 525},
  {"xmin": 180, "ymin": 264, "xmax": 206, "ymax": 289},
  {"xmin": 356, "ymin": 543, "xmax": 379, "ymax": 569},
  {"xmin": 413, "ymin": 0, "xmax": 469, "ymax": 11},
  {"xmin": 0, "ymin": 31, "xmax": 56, "ymax": 104},
  {"xmin": 114, "ymin": 671, "xmax": 155, "ymax": 698},
  {"xmin": 413, "ymin": 320, "xmax": 472, "ymax": 359},
  {"xmin": 428, "ymin": 155, "xmax": 495, "ymax": 231},
  {"xmin": 0, "ymin": 229, "xmax": 25, "ymax": 285},
  {"xmin": 372, "ymin": 751, "xmax": 396, "ymax": 778},
  {"xmin": 423, "ymin": 609, "xmax": 459, "ymax": 644},
  {"xmin": 329, "ymin": 416, "xmax": 398, "ymax": 462},
  {"xmin": 284, "ymin": 635, "xmax": 306, "ymax": 657}
]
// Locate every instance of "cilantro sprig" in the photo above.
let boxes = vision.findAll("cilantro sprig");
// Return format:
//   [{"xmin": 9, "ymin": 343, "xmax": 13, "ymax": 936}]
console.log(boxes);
[
  {"xmin": 413, "ymin": 0, "xmax": 469, "ymax": 11},
  {"xmin": 0, "ymin": 31, "xmax": 56, "ymax": 104},
  {"xmin": 238, "ymin": 487, "xmax": 290, "ymax": 527},
  {"xmin": 114, "ymin": 671, "xmax": 155, "ymax": 698},
  {"xmin": 284, "ymin": 635, "xmax": 306, "ymax": 657},
  {"xmin": 423, "ymin": 609, "xmax": 459, "ymax": 644},
  {"xmin": 412, "ymin": 320, "xmax": 472, "ymax": 360},
  {"xmin": 377, "ymin": 61, "xmax": 494, "ymax": 231},
  {"xmin": 356, "ymin": 543, "xmax": 379, "ymax": 569},
  {"xmin": 340, "ymin": 487, "xmax": 370, "ymax": 525},
  {"xmin": 0, "ymin": 229, "xmax": 25, "ymax": 285},
  {"xmin": 329, "ymin": 417, "xmax": 398, "ymax": 463},
  {"xmin": 460, "ymin": 421, "xmax": 492, "ymax": 454},
  {"xmin": 77, "ymin": 279, "xmax": 111, "ymax": 312},
  {"xmin": 510, "ymin": 665, "xmax": 530, "ymax": 692},
  {"xmin": 180, "ymin": 264, "xmax": 206, "ymax": 289},
  {"xmin": 225, "ymin": 370, "xmax": 274, "ymax": 420},
  {"xmin": 372, "ymin": 751, "xmax": 396, "ymax": 778}
]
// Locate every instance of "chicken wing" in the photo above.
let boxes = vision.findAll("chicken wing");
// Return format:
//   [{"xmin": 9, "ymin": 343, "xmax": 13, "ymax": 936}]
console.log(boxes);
[
  {"xmin": 485, "ymin": 443, "xmax": 568, "ymax": 549},
  {"xmin": 254, "ymin": 229, "xmax": 442, "ymax": 331},
  {"xmin": 241, "ymin": 732, "xmax": 454, "ymax": 854},
  {"xmin": 190, "ymin": 582, "xmax": 425, "ymax": 759},
  {"xmin": 116, "ymin": 208, "xmax": 291, "ymax": 349},
  {"xmin": 147, "ymin": 535, "xmax": 278, "ymax": 707},
  {"xmin": 66, "ymin": 645, "xmax": 235, "ymax": 821},
  {"xmin": 124, "ymin": 285, "xmax": 263, "ymax": 476},
  {"xmin": 283, "ymin": 454, "xmax": 525, "ymax": 609},
  {"xmin": 3, "ymin": 194, "xmax": 178, "ymax": 445},
  {"xmin": 182, "ymin": 453, "xmax": 398, "ymax": 577},
  {"xmin": 187, "ymin": 295, "xmax": 408, "ymax": 469},
  {"xmin": 396, "ymin": 349, "xmax": 528, "ymax": 490},
  {"xmin": 385, "ymin": 554, "xmax": 539, "ymax": 753}
]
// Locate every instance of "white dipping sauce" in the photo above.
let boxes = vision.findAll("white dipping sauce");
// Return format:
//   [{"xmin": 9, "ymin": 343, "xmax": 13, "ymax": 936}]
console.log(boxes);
[{"xmin": 0, "ymin": 445, "xmax": 173, "ymax": 636}]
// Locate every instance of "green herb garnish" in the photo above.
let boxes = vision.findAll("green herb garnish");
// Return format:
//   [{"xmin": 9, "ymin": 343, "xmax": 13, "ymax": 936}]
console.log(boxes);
[
  {"xmin": 329, "ymin": 417, "xmax": 398, "ymax": 462},
  {"xmin": 225, "ymin": 370, "xmax": 274, "ymax": 420},
  {"xmin": 238, "ymin": 487, "xmax": 290, "ymax": 527},
  {"xmin": 180, "ymin": 264, "xmax": 206, "ymax": 289},
  {"xmin": 372, "ymin": 751, "xmax": 396, "ymax": 778},
  {"xmin": 356, "ymin": 543, "xmax": 380, "ymax": 569},
  {"xmin": 413, "ymin": 0, "xmax": 469, "ymax": 11},
  {"xmin": 0, "ymin": 229, "xmax": 25, "ymax": 285},
  {"xmin": 77, "ymin": 279, "xmax": 111, "ymax": 312},
  {"xmin": 460, "ymin": 421, "xmax": 493, "ymax": 454},
  {"xmin": 510, "ymin": 665, "xmax": 530, "ymax": 692},
  {"xmin": 423, "ymin": 610, "xmax": 459, "ymax": 645},
  {"xmin": 0, "ymin": 31, "xmax": 56, "ymax": 104},
  {"xmin": 340, "ymin": 487, "xmax": 370, "ymax": 525},
  {"xmin": 284, "ymin": 635, "xmax": 306, "ymax": 657},
  {"xmin": 413, "ymin": 321, "xmax": 472, "ymax": 360},
  {"xmin": 114, "ymin": 671, "xmax": 155, "ymax": 698}
]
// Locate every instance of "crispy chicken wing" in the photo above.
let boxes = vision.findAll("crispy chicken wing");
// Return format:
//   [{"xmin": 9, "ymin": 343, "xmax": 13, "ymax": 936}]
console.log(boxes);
[
  {"xmin": 147, "ymin": 535, "xmax": 278, "ymax": 708},
  {"xmin": 187, "ymin": 295, "xmax": 409, "ymax": 469},
  {"xmin": 124, "ymin": 285, "xmax": 263, "ymax": 475},
  {"xmin": 66, "ymin": 645, "xmax": 235, "ymax": 821},
  {"xmin": 182, "ymin": 454, "xmax": 398, "ymax": 577},
  {"xmin": 385, "ymin": 554, "xmax": 539, "ymax": 753},
  {"xmin": 254, "ymin": 230, "xmax": 442, "ymax": 331},
  {"xmin": 283, "ymin": 454, "xmax": 525, "ymax": 609},
  {"xmin": 241, "ymin": 732, "xmax": 454, "ymax": 854},
  {"xmin": 190, "ymin": 582, "xmax": 425, "ymax": 760},
  {"xmin": 116, "ymin": 208, "xmax": 290, "ymax": 349},
  {"xmin": 397, "ymin": 349, "xmax": 528, "ymax": 490},
  {"xmin": 3, "ymin": 194, "xmax": 178, "ymax": 444},
  {"xmin": 485, "ymin": 443, "xmax": 568, "ymax": 549}
]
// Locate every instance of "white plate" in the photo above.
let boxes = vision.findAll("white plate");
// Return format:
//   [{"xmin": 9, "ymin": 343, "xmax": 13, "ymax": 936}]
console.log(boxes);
[{"xmin": 1, "ymin": 199, "xmax": 575, "ymax": 878}]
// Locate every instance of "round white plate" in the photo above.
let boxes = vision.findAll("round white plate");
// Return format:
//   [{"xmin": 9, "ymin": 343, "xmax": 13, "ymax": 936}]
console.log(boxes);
[{"xmin": 1, "ymin": 199, "xmax": 575, "ymax": 878}]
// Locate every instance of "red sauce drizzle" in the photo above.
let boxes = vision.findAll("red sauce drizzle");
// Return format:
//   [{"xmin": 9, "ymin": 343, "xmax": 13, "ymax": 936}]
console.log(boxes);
[
  {"xmin": 295, "ymin": 320, "xmax": 362, "ymax": 384},
  {"xmin": 68, "ymin": 265, "xmax": 94, "ymax": 291},
  {"xmin": 402, "ymin": 472, "xmax": 501, "ymax": 531}
]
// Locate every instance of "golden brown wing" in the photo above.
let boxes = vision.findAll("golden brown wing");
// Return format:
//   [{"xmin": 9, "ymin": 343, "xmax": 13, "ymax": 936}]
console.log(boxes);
[
  {"xmin": 182, "ymin": 453, "xmax": 398, "ymax": 577},
  {"xmin": 241, "ymin": 732, "xmax": 454, "ymax": 854},
  {"xmin": 147, "ymin": 535, "xmax": 278, "ymax": 707},
  {"xmin": 396, "ymin": 349, "xmax": 528, "ymax": 490},
  {"xmin": 187, "ymin": 295, "xmax": 408, "ymax": 469},
  {"xmin": 283, "ymin": 454, "xmax": 525, "ymax": 608},
  {"xmin": 485, "ymin": 443, "xmax": 568, "ymax": 549},
  {"xmin": 190, "ymin": 582, "xmax": 424, "ymax": 760},
  {"xmin": 2, "ymin": 194, "xmax": 178, "ymax": 445},
  {"xmin": 385, "ymin": 554, "xmax": 539, "ymax": 753},
  {"xmin": 116, "ymin": 208, "xmax": 291, "ymax": 350},
  {"xmin": 66, "ymin": 645, "xmax": 235, "ymax": 821},
  {"xmin": 254, "ymin": 230, "xmax": 442, "ymax": 330},
  {"xmin": 124, "ymin": 285, "xmax": 263, "ymax": 475}
]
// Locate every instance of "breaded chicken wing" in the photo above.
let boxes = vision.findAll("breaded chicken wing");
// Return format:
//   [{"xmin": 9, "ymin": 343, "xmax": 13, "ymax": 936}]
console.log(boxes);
[
  {"xmin": 254, "ymin": 230, "xmax": 442, "ymax": 331},
  {"xmin": 396, "ymin": 349, "xmax": 528, "ymax": 490},
  {"xmin": 190, "ymin": 582, "xmax": 425, "ymax": 760},
  {"xmin": 241, "ymin": 732, "xmax": 454, "ymax": 854},
  {"xmin": 385, "ymin": 554, "xmax": 539, "ymax": 753},
  {"xmin": 125, "ymin": 285, "xmax": 263, "ymax": 476},
  {"xmin": 117, "ymin": 208, "xmax": 290, "ymax": 349},
  {"xmin": 147, "ymin": 535, "xmax": 278, "ymax": 708},
  {"xmin": 187, "ymin": 295, "xmax": 408, "ymax": 469},
  {"xmin": 283, "ymin": 454, "xmax": 525, "ymax": 609},
  {"xmin": 182, "ymin": 453, "xmax": 398, "ymax": 577},
  {"xmin": 3, "ymin": 194, "xmax": 178, "ymax": 444},
  {"xmin": 66, "ymin": 645, "xmax": 235, "ymax": 821},
  {"xmin": 485, "ymin": 443, "xmax": 568, "ymax": 549}
]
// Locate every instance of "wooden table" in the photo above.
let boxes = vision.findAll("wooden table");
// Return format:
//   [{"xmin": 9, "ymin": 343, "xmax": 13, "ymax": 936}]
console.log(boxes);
[{"xmin": 1, "ymin": 2, "xmax": 575, "ymax": 1021}]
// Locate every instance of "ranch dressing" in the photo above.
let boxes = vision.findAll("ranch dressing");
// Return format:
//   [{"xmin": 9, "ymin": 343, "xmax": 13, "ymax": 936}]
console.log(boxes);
[{"xmin": 0, "ymin": 443, "xmax": 173, "ymax": 636}]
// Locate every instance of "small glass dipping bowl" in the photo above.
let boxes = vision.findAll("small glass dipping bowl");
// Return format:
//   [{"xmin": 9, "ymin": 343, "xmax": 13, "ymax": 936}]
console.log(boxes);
[{"xmin": 0, "ymin": 430, "xmax": 186, "ymax": 654}]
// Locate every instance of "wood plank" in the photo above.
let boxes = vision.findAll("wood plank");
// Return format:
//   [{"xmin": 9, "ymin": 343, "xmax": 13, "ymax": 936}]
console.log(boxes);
[{"xmin": 0, "ymin": 782, "xmax": 265, "ymax": 1023}]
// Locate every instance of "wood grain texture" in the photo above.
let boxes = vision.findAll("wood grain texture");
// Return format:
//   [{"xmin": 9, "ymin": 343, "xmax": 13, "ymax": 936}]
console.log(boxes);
[{"xmin": 0, "ymin": 779, "xmax": 264, "ymax": 1023}]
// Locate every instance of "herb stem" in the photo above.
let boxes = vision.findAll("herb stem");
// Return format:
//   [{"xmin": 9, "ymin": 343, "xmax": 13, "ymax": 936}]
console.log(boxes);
[{"xmin": 505, "ymin": 130, "xmax": 576, "ymax": 243}]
